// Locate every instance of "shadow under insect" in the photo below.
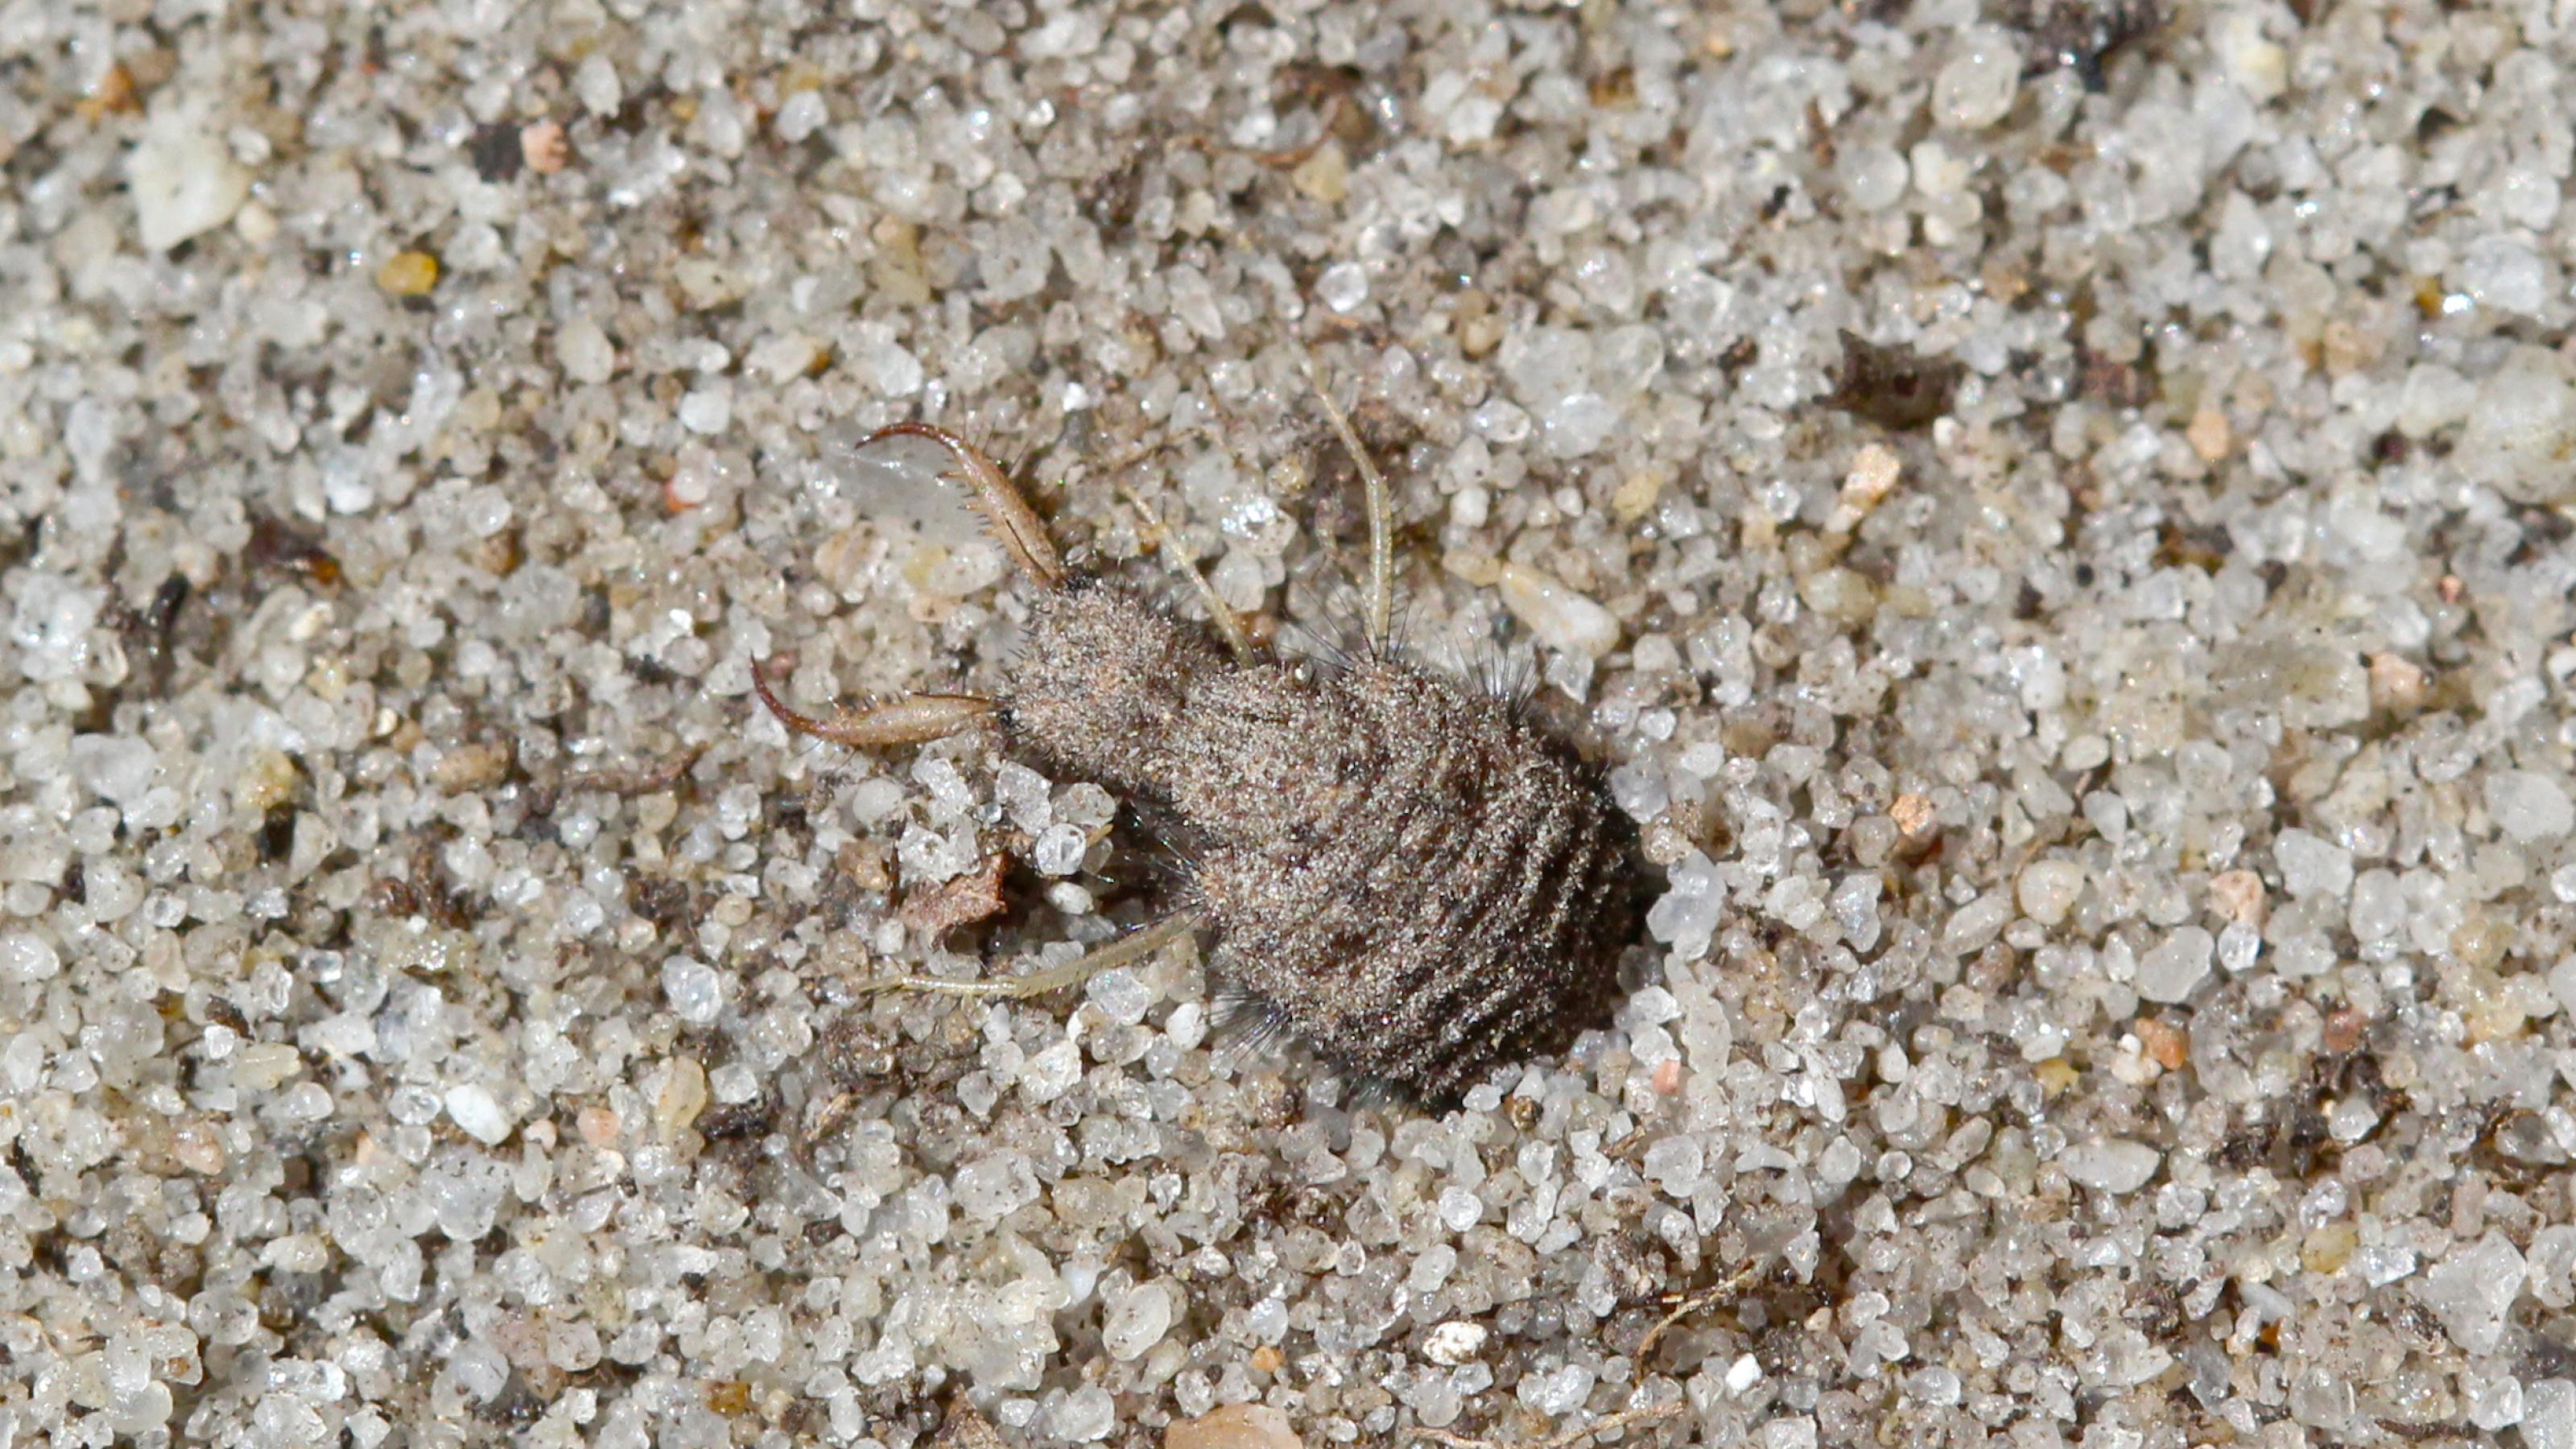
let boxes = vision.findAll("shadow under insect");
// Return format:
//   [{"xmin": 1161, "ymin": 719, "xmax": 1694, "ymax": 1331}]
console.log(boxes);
[{"xmin": 757, "ymin": 386, "xmax": 1643, "ymax": 1109}]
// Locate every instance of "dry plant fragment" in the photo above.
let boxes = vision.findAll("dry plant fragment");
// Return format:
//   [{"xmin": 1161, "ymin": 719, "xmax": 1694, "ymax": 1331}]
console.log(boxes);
[
  {"xmin": 521, "ymin": 120, "xmax": 571, "ymax": 173},
  {"xmin": 1410, "ymin": 1401, "xmax": 1685, "ymax": 1449},
  {"xmin": 898, "ymin": 853, "xmax": 1011, "ymax": 939},
  {"xmin": 1636, "ymin": 1261, "xmax": 1765, "ymax": 1359}
]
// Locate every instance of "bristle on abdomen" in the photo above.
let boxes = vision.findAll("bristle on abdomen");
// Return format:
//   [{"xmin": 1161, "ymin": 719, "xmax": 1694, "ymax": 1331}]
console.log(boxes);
[{"xmin": 1190, "ymin": 658, "xmax": 1636, "ymax": 1103}]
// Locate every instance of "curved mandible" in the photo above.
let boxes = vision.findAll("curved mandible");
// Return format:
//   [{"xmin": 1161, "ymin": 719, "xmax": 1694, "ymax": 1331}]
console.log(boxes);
[
  {"xmin": 749, "ymin": 654, "xmax": 994, "ymax": 748},
  {"xmin": 865, "ymin": 422, "xmax": 1067, "ymax": 590}
]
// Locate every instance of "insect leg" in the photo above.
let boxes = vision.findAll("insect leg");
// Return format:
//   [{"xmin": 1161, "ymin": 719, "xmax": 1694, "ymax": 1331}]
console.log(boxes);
[
  {"xmin": 753, "ymin": 654, "xmax": 995, "ymax": 747},
  {"xmin": 1119, "ymin": 485, "xmax": 1257, "ymax": 667},
  {"xmin": 1299, "ymin": 356, "xmax": 1393, "ymax": 654},
  {"xmin": 866, "ymin": 421, "xmax": 1068, "ymax": 590},
  {"xmin": 861, "ymin": 910, "xmax": 1206, "ymax": 997}
]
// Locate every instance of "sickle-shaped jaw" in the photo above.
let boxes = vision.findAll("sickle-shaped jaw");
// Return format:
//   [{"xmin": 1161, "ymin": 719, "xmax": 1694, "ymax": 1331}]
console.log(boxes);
[
  {"xmin": 750, "ymin": 653, "xmax": 994, "ymax": 748},
  {"xmin": 865, "ymin": 422, "xmax": 1067, "ymax": 590}
]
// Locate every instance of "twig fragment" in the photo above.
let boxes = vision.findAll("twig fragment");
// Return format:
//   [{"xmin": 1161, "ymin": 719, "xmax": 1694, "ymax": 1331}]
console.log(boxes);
[{"xmin": 1636, "ymin": 1263, "xmax": 1764, "ymax": 1360}]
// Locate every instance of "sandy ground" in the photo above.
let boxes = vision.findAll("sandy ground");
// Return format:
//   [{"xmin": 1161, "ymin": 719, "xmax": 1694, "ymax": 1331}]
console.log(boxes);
[{"xmin": 8, "ymin": 0, "xmax": 2576, "ymax": 1446}]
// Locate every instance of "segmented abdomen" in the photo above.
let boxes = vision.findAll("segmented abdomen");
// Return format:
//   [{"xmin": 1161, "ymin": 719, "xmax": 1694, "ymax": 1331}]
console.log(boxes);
[{"xmin": 1171, "ymin": 658, "xmax": 1638, "ymax": 1103}]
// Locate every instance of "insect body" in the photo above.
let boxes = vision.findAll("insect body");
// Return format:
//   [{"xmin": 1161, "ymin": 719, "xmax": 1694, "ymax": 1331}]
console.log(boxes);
[{"xmin": 759, "ymin": 397, "xmax": 1641, "ymax": 1106}]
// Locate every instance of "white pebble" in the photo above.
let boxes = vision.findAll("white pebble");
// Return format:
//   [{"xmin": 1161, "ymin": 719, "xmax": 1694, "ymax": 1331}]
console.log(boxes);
[
  {"xmin": 747, "ymin": 333, "xmax": 821, "ymax": 385},
  {"xmin": 2062, "ymin": 1138, "xmax": 2161, "ymax": 1194},
  {"xmin": 2358, "ymin": 1245, "xmax": 2417, "ymax": 1286},
  {"xmin": 1316, "ymin": 261, "xmax": 1368, "ymax": 313},
  {"xmin": 1498, "ymin": 562, "xmax": 1619, "ymax": 658},
  {"xmin": 1765, "ymin": 1417, "xmax": 1818, "ymax": 1449},
  {"xmin": 678, "ymin": 383, "xmax": 733, "ymax": 436},
  {"xmin": 1534, "ymin": 392, "xmax": 1620, "ymax": 460},
  {"xmin": 449, "ymin": 1341, "xmax": 507, "ymax": 1403},
  {"xmin": 1519, "ymin": 1363, "xmax": 1594, "ymax": 1415},
  {"xmin": 2455, "ymin": 235, "xmax": 2547, "ymax": 316},
  {"xmin": 1422, "ymin": 1320, "xmax": 1487, "ymax": 1365},
  {"xmin": 1839, "ymin": 145, "xmax": 1909, "ymax": 212},
  {"xmin": 444, "ymin": 1084, "xmax": 512, "ymax": 1146},
  {"xmin": 1909, "ymin": 139, "xmax": 1969, "ymax": 197},
  {"xmin": 1021, "ymin": 1039, "xmax": 1081, "ymax": 1102},
  {"xmin": 709, "ymin": 1063, "xmax": 759, "ymax": 1104},
  {"xmin": 127, "ymin": 101, "xmax": 250, "ymax": 251},
  {"xmin": 1102, "ymin": 1281, "xmax": 1173, "ymax": 1360},
  {"xmin": 1033, "ymin": 822, "xmax": 1090, "ymax": 876},
  {"xmin": 558, "ymin": 319, "xmax": 615, "ymax": 384},
  {"xmin": 1050, "ymin": 1386, "xmax": 1115, "ymax": 1442},
  {"xmin": 1024, "ymin": 10, "xmax": 1103, "ymax": 59},
  {"xmin": 71, "ymin": 735, "xmax": 159, "ymax": 807},
  {"xmin": 2416, "ymin": 1232, "xmax": 2527, "ymax": 1356},
  {"xmin": 2348, "ymin": 869, "xmax": 2405, "ymax": 943},
  {"xmin": 2466, "ymin": 1370, "xmax": 2525, "ymax": 1432},
  {"xmin": 1166, "ymin": 1405, "xmax": 1301, "ymax": 1449},
  {"xmin": 2399, "ymin": 364, "xmax": 2474, "ymax": 437},
  {"xmin": 0, "ymin": 931, "xmax": 61, "ymax": 985},
  {"xmin": 954, "ymin": 1153, "xmax": 1038, "ymax": 1220},
  {"xmin": 2489, "ymin": 769, "xmax": 2574, "ymax": 843},
  {"xmin": 2273, "ymin": 828, "xmax": 2352, "ymax": 900},
  {"xmin": 2214, "ymin": 10, "xmax": 2285, "ymax": 99},
  {"xmin": 2134, "ymin": 927, "xmax": 2211, "ymax": 1004},
  {"xmin": 1085, "ymin": 968, "xmax": 1152, "ymax": 1025},
  {"xmin": 774, "ymin": 89, "xmax": 828, "ymax": 142},
  {"xmin": 83, "ymin": 861, "xmax": 142, "ymax": 923},
  {"xmin": 1642, "ymin": 1135, "xmax": 1704, "ymax": 1196},
  {"xmin": 1931, "ymin": 26, "xmax": 2019, "ymax": 130},
  {"xmin": 993, "ymin": 762, "xmax": 1054, "ymax": 830},
  {"xmin": 1608, "ymin": 758, "xmax": 1669, "ymax": 820},
  {"xmin": 1058, "ymin": 782, "xmax": 1117, "ymax": 827},
  {"xmin": 1942, "ymin": 892, "xmax": 2012, "ymax": 955},
  {"xmin": 1646, "ymin": 851, "xmax": 1724, "ymax": 963},
  {"xmin": 848, "ymin": 776, "xmax": 908, "ymax": 823},
  {"xmin": 2460, "ymin": 347, "xmax": 2576, "ymax": 504},
  {"xmin": 575, "ymin": 54, "xmax": 623, "ymax": 116},
  {"xmin": 661, "ymin": 957, "xmax": 723, "ymax": 1025},
  {"xmin": 2015, "ymin": 860, "xmax": 2083, "ymax": 926},
  {"xmin": 2218, "ymin": 922, "xmax": 2261, "ymax": 974},
  {"xmin": 2528, "ymin": 1381, "xmax": 2576, "ymax": 1449}
]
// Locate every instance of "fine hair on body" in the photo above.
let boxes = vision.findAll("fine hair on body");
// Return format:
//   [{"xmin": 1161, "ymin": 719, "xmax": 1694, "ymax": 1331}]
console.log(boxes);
[{"xmin": 756, "ymin": 378, "xmax": 1642, "ymax": 1108}]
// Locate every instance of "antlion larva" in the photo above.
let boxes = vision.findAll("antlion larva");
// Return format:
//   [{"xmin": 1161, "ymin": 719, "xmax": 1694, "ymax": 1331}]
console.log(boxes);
[{"xmin": 757, "ymin": 382, "xmax": 1643, "ymax": 1107}]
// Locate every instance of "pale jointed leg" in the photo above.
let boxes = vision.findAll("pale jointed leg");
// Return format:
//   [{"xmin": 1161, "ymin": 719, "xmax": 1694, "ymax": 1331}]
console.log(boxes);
[
  {"xmin": 1120, "ymin": 484, "xmax": 1257, "ymax": 667},
  {"xmin": 861, "ymin": 910, "xmax": 1207, "ymax": 998},
  {"xmin": 1298, "ymin": 355, "xmax": 1394, "ymax": 654}
]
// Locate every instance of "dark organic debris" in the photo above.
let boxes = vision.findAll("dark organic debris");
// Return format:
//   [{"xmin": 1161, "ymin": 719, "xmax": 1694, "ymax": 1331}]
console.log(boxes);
[
  {"xmin": 1825, "ymin": 330, "xmax": 1962, "ymax": 431},
  {"xmin": 2014, "ymin": 0, "xmax": 2169, "ymax": 91}
]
